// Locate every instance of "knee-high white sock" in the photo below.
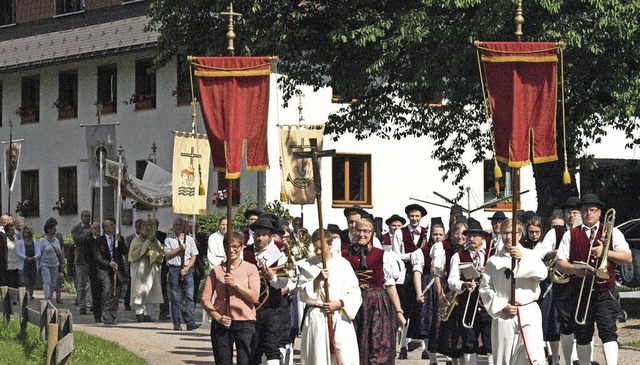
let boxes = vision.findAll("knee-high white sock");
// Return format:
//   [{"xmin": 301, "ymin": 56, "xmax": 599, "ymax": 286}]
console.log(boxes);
[
  {"xmin": 572, "ymin": 338, "xmax": 579, "ymax": 362},
  {"xmin": 602, "ymin": 341, "xmax": 618, "ymax": 365},
  {"xmin": 486, "ymin": 353, "xmax": 494, "ymax": 365},
  {"xmin": 560, "ymin": 334, "xmax": 575, "ymax": 365},
  {"xmin": 576, "ymin": 344, "xmax": 591, "ymax": 365},
  {"xmin": 590, "ymin": 340, "xmax": 595, "ymax": 361},
  {"xmin": 550, "ymin": 340, "xmax": 560, "ymax": 365},
  {"xmin": 266, "ymin": 359, "xmax": 280, "ymax": 365},
  {"xmin": 463, "ymin": 353, "xmax": 477, "ymax": 365}
]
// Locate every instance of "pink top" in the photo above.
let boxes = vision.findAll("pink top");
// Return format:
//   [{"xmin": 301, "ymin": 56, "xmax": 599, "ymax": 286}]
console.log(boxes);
[{"xmin": 201, "ymin": 260, "xmax": 260, "ymax": 321}]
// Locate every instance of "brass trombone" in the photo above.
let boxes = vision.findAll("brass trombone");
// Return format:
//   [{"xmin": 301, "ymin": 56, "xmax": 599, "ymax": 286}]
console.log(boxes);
[
  {"xmin": 574, "ymin": 208, "xmax": 615, "ymax": 325},
  {"xmin": 462, "ymin": 281, "xmax": 481, "ymax": 329}
]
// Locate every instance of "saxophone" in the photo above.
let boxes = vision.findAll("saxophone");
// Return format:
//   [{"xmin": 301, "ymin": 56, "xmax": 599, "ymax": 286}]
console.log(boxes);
[{"xmin": 438, "ymin": 291, "xmax": 460, "ymax": 322}]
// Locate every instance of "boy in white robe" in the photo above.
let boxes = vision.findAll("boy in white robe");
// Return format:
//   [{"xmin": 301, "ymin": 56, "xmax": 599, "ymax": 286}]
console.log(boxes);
[
  {"xmin": 297, "ymin": 229, "xmax": 362, "ymax": 365},
  {"xmin": 480, "ymin": 218, "xmax": 547, "ymax": 365}
]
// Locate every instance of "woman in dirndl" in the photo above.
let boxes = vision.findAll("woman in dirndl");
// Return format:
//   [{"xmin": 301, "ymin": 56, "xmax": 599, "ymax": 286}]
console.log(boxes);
[{"xmin": 343, "ymin": 218, "xmax": 405, "ymax": 364}]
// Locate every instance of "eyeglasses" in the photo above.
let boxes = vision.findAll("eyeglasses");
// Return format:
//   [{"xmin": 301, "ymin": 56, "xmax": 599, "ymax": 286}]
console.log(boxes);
[
  {"xmin": 355, "ymin": 229, "xmax": 372, "ymax": 234},
  {"xmin": 229, "ymin": 245, "xmax": 242, "ymax": 250}
]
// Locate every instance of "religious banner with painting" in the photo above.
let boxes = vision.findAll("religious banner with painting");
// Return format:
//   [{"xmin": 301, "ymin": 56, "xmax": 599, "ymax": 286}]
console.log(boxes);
[
  {"xmin": 4, "ymin": 141, "xmax": 21, "ymax": 191},
  {"xmin": 84, "ymin": 124, "xmax": 117, "ymax": 187},
  {"xmin": 172, "ymin": 132, "xmax": 210, "ymax": 215},
  {"xmin": 190, "ymin": 56, "xmax": 273, "ymax": 179},
  {"xmin": 278, "ymin": 124, "xmax": 325, "ymax": 205}
]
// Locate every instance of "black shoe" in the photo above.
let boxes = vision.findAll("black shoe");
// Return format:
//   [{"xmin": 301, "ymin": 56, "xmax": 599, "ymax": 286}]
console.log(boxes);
[
  {"xmin": 591, "ymin": 362, "xmax": 600, "ymax": 365},
  {"xmin": 79, "ymin": 308, "xmax": 87, "ymax": 315},
  {"xmin": 421, "ymin": 350, "xmax": 429, "ymax": 360},
  {"xmin": 143, "ymin": 315, "xmax": 154, "ymax": 322},
  {"xmin": 173, "ymin": 324, "xmax": 182, "ymax": 331},
  {"xmin": 408, "ymin": 340, "xmax": 422, "ymax": 352},
  {"xmin": 186, "ymin": 323, "xmax": 200, "ymax": 331},
  {"xmin": 446, "ymin": 360, "xmax": 453, "ymax": 365},
  {"xmin": 94, "ymin": 318, "xmax": 102, "ymax": 323},
  {"xmin": 103, "ymin": 319, "xmax": 117, "ymax": 325},
  {"xmin": 573, "ymin": 361, "xmax": 580, "ymax": 365},
  {"xmin": 136, "ymin": 314, "xmax": 144, "ymax": 323},
  {"xmin": 399, "ymin": 347, "xmax": 408, "ymax": 360}
]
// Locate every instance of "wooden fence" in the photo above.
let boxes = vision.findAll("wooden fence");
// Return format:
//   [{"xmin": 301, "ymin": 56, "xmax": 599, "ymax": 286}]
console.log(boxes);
[{"xmin": 0, "ymin": 286, "xmax": 74, "ymax": 364}]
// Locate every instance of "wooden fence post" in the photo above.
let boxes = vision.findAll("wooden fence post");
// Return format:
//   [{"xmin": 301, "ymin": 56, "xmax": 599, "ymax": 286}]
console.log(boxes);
[
  {"xmin": 0, "ymin": 286, "xmax": 11, "ymax": 323},
  {"xmin": 17, "ymin": 287, "xmax": 28, "ymax": 338},
  {"xmin": 56, "ymin": 309, "xmax": 74, "ymax": 364}
]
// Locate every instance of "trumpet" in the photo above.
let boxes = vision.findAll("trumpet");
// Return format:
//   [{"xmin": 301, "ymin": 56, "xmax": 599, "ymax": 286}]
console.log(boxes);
[
  {"xmin": 438, "ymin": 291, "xmax": 460, "ymax": 322},
  {"xmin": 575, "ymin": 208, "xmax": 615, "ymax": 325}
]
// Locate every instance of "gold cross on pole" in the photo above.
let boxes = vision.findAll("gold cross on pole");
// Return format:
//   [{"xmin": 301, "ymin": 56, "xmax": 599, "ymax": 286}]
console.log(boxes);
[{"xmin": 221, "ymin": 3, "xmax": 242, "ymax": 56}]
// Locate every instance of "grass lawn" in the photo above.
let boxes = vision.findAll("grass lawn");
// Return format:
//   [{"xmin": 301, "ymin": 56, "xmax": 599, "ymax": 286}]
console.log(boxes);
[
  {"xmin": 623, "ymin": 341, "xmax": 640, "ymax": 349},
  {"xmin": 0, "ymin": 320, "xmax": 146, "ymax": 365}
]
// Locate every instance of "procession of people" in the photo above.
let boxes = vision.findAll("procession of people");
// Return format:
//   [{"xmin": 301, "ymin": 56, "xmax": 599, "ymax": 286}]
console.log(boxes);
[{"xmin": 0, "ymin": 192, "xmax": 633, "ymax": 365}]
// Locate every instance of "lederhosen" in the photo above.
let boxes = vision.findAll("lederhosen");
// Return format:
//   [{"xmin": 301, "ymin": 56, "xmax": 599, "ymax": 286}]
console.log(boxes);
[
  {"xmin": 397, "ymin": 226, "xmax": 427, "ymax": 321},
  {"xmin": 344, "ymin": 246, "xmax": 397, "ymax": 365},
  {"xmin": 456, "ymin": 249, "xmax": 491, "ymax": 355},
  {"xmin": 243, "ymin": 245, "xmax": 291, "ymax": 364},
  {"xmin": 568, "ymin": 225, "xmax": 620, "ymax": 345}
]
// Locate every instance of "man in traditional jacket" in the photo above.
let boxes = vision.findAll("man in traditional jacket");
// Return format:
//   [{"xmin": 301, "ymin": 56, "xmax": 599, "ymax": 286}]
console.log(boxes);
[
  {"xmin": 383, "ymin": 214, "xmax": 406, "ymax": 251},
  {"xmin": 555, "ymin": 194, "xmax": 631, "ymax": 365},
  {"xmin": 393, "ymin": 203, "xmax": 428, "ymax": 359}
]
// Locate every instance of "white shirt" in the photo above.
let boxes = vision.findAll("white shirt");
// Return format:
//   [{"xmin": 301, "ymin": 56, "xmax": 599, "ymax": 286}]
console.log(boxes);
[
  {"xmin": 164, "ymin": 233, "xmax": 198, "ymax": 267},
  {"xmin": 448, "ymin": 249, "xmax": 486, "ymax": 294},
  {"xmin": 534, "ymin": 229, "xmax": 559, "ymax": 260},
  {"xmin": 207, "ymin": 230, "xmax": 226, "ymax": 271}
]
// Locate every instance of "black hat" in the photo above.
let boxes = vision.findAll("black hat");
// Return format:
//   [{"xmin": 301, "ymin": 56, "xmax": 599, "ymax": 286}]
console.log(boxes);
[
  {"xmin": 562, "ymin": 197, "xmax": 581, "ymax": 210},
  {"xmin": 405, "ymin": 204, "xmax": 427, "ymax": 217},
  {"xmin": 343, "ymin": 204, "xmax": 367, "ymax": 218},
  {"xmin": 488, "ymin": 211, "xmax": 507, "ymax": 221},
  {"xmin": 259, "ymin": 213, "xmax": 284, "ymax": 235},
  {"xmin": 327, "ymin": 224, "xmax": 342, "ymax": 235},
  {"xmin": 464, "ymin": 217, "xmax": 488, "ymax": 236},
  {"xmin": 277, "ymin": 218, "xmax": 290, "ymax": 230},
  {"xmin": 515, "ymin": 210, "xmax": 525, "ymax": 223},
  {"xmin": 249, "ymin": 217, "xmax": 278, "ymax": 234},
  {"xmin": 361, "ymin": 212, "xmax": 375, "ymax": 225},
  {"xmin": 579, "ymin": 194, "xmax": 605, "ymax": 209},
  {"xmin": 522, "ymin": 210, "xmax": 536, "ymax": 224},
  {"xmin": 430, "ymin": 217, "xmax": 444, "ymax": 227},
  {"xmin": 244, "ymin": 209, "xmax": 261, "ymax": 220},
  {"xmin": 450, "ymin": 205, "xmax": 463, "ymax": 216},
  {"xmin": 455, "ymin": 215, "xmax": 468, "ymax": 225},
  {"xmin": 385, "ymin": 214, "xmax": 406, "ymax": 226}
]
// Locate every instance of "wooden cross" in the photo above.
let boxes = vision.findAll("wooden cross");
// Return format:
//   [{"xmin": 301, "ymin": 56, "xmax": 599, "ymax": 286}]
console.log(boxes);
[
  {"xmin": 293, "ymin": 139, "xmax": 335, "ymax": 198},
  {"xmin": 290, "ymin": 137, "xmax": 317, "ymax": 151},
  {"xmin": 181, "ymin": 146, "xmax": 201, "ymax": 166}
]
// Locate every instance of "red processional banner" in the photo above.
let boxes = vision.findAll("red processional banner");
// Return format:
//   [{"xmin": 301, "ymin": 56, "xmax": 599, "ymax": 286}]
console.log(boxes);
[
  {"xmin": 192, "ymin": 56, "xmax": 272, "ymax": 179},
  {"xmin": 480, "ymin": 42, "xmax": 560, "ymax": 167}
]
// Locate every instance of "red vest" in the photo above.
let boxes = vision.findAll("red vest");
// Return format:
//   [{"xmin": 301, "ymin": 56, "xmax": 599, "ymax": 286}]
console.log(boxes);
[
  {"xmin": 568, "ymin": 225, "xmax": 616, "ymax": 291},
  {"xmin": 417, "ymin": 245, "xmax": 433, "ymax": 272},
  {"xmin": 382, "ymin": 233, "xmax": 392, "ymax": 246},
  {"xmin": 340, "ymin": 229, "xmax": 352, "ymax": 252},
  {"xmin": 553, "ymin": 226, "xmax": 565, "ymax": 249},
  {"xmin": 400, "ymin": 226, "xmax": 427, "ymax": 271},
  {"xmin": 343, "ymin": 247, "xmax": 386, "ymax": 289}
]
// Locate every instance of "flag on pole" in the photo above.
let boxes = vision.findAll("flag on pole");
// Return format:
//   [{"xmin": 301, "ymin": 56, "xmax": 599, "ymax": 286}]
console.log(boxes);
[
  {"xmin": 172, "ymin": 132, "xmax": 211, "ymax": 215},
  {"xmin": 4, "ymin": 142, "xmax": 21, "ymax": 191},
  {"xmin": 84, "ymin": 124, "xmax": 116, "ymax": 187},
  {"xmin": 191, "ymin": 56, "xmax": 272, "ymax": 179},
  {"xmin": 278, "ymin": 124, "xmax": 325, "ymax": 204},
  {"xmin": 479, "ymin": 42, "xmax": 560, "ymax": 167}
]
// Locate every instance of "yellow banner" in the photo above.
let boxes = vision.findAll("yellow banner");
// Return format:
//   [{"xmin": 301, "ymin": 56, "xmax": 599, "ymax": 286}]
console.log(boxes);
[
  {"xmin": 172, "ymin": 132, "xmax": 211, "ymax": 215},
  {"xmin": 278, "ymin": 124, "xmax": 325, "ymax": 205}
]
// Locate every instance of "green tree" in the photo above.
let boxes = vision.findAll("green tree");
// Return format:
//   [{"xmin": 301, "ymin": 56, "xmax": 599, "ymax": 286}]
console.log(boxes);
[{"xmin": 147, "ymin": 0, "xmax": 640, "ymax": 218}]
